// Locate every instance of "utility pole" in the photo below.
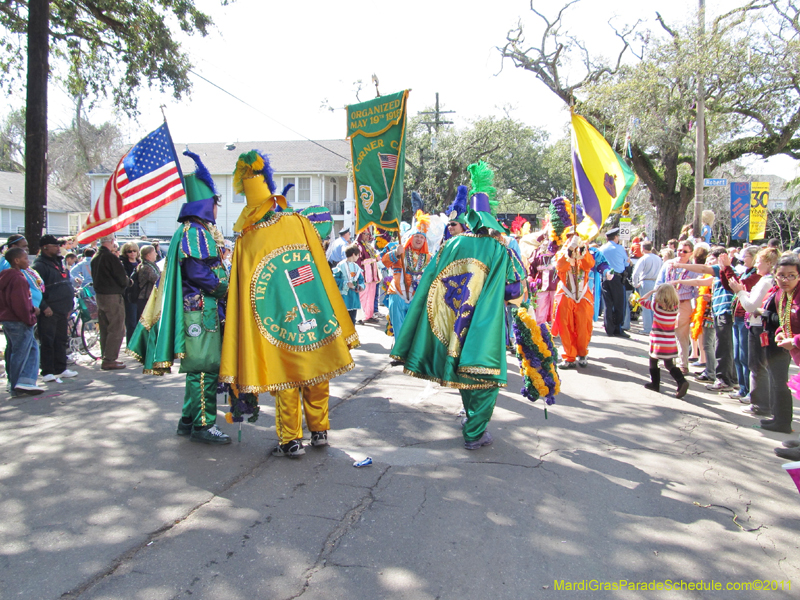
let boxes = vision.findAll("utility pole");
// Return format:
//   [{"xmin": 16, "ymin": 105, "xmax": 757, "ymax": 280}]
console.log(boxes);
[
  {"xmin": 692, "ymin": 0, "xmax": 706, "ymax": 237},
  {"xmin": 25, "ymin": 0, "xmax": 50, "ymax": 254},
  {"xmin": 418, "ymin": 93, "xmax": 455, "ymax": 134}
]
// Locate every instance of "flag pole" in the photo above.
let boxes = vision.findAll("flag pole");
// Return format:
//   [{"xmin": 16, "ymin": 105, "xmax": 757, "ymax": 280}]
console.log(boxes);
[
  {"xmin": 569, "ymin": 106, "xmax": 580, "ymax": 282},
  {"xmin": 284, "ymin": 271, "xmax": 308, "ymax": 322}
]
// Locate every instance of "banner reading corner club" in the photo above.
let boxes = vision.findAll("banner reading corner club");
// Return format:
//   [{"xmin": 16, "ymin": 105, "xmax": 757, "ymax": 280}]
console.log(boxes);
[{"xmin": 347, "ymin": 89, "xmax": 409, "ymax": 234}]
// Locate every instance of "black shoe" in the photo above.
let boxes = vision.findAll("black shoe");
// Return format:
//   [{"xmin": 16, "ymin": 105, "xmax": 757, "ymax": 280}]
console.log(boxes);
[
  {"xmin": 742, "ymin": 405, "xmax": 772, "ymax": 417},
  {"xmin": 190, "ymin": 425, "xmax": 232, "ymax": 445},
  {"xmin": 177, "ymin": 417, "xmax": 192, "ymax": 437},
  {"xmin": 675, "ymin": 381, "xmax": 690, "ymax": 399},
  {"xmin": 758, "ymin": 421, "xmax": 793, "ymax": 434},
  {"xmin": 310, "ymin": 431, "xmax": 329, "ymax": 447},
  {"xmin": 644, "ymin": 382, "xmax": 660, "ymax": 392},
  {"xmin": 617, "ymin": 331, "xmax": 631, "ymax": 339},
  {"xmin": 272, "ymin": 439, "xmax": 305, "ymax": 457},
  {"xmin": 774, "ymin": 447, "xmax": 800, "ymax": 461},
  {"xmin": 559, "ymin": 360, "xmax": 577, "ymax": 370},
  {"xmin": 782, "ymin": 439, "xmax": 800, "ymax": 449},
  {"xmin": 577, "ymin": 356, "xmax": 588, "ymax": 368},
  {"xmin": 390, "ymin": 359, "xmax": 403, "ymax": 367}
]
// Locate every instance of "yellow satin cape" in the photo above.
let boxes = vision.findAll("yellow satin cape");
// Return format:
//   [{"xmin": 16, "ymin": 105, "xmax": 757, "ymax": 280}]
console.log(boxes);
[{"xmin": 220, "ymin": 212, "xmax": 359, "ymax": 393}]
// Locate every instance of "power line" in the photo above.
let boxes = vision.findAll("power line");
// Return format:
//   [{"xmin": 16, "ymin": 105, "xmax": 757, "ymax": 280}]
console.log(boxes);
[{"xmin": 188, "ymin": 69, "xmax": 351, "ymax": 162}]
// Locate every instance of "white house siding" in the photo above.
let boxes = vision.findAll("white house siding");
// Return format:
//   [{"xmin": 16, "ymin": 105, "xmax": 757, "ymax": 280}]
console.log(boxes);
[
  {"xmin": 46, "ymin": 212, "xmax": 70, "ymax": 235},
  {"xmin": 0, "ymin": 206, "xmax": 70, "ymax": 236}
]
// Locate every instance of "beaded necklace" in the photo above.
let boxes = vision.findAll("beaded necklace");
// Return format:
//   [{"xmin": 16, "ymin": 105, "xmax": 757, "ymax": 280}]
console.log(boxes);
[
  {"xmin": 777, "ymin": 285, "xmax": 797, "ymax": 338},
  {"xmin": 404, "ymin": 247, "xmax": 428, "ymax": 275}
]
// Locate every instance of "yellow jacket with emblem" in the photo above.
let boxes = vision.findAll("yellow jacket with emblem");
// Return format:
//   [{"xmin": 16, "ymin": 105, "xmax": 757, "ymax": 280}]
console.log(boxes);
[{"xmin": 220, "ymin": 211, "xmax": 359, "ymax": 393}]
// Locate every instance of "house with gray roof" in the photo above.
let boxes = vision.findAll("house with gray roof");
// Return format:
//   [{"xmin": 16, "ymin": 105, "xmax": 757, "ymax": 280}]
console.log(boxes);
[
  {"xmin": 88, "ymin": 139, "xmax": 355, "ymax": 240},
  {"xmin": 0, "ymin": 170, "xmax": 89, "ymax": 239}
]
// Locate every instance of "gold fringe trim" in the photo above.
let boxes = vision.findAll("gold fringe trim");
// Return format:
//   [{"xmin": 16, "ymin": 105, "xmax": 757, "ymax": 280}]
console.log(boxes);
[
  {"xmin": 259, "ymin": 326, "xmax": 343, "ymax": 353},
  {"xmin": 126, "ymin": 348, "xmax": 144, "ymax": 362},
  {"xmin": 142, "ymin": 369, "xmax": 168, "ymax": 376},
  {"xmin": 246, "ymin": 212, "xmax": 284, "ymax": 232},
  {"xmin": 401, "ymin": 367, "xmax": 505, "ymax": 390},
  {"xmin": 346, "ymin": 332, "xmax": 360, "ymax": 349},
  {"xmin": 218, "ymin": 361, "xmax": 355, "ymax": 393},
  {"xmin": 459, "ymin": 366, "xmax": 502, "ymax": 376}
]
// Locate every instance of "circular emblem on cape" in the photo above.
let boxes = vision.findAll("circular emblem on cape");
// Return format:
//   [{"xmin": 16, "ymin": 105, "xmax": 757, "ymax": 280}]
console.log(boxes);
[
  {"xmin": 426, "ymin": 258, "xmax": 489, "ymax": 358},
  {"xmin": 187, "ymin": 323, "xmax": 202, "ymax": 337},
  {"xmin": 251, "ymin": 244, "xmax": 340, "ymax": 352}
]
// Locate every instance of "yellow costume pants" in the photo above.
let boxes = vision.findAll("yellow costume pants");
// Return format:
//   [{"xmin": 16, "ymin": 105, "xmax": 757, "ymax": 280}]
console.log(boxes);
[{"xmin": 274, "ymin": 381, "xmax": 330, "ymax": 444}]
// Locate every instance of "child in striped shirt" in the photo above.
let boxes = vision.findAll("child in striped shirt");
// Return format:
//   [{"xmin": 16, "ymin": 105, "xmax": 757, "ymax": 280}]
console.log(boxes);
[{"xmin": 639, "ymin": 283, "xmax": 690, "ymax": 399}]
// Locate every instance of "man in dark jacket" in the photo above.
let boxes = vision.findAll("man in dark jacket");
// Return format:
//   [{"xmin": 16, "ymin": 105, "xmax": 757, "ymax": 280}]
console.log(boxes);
[
  {"xmin": 91, "ymin": 235, "xmax": 128, "ymax": 370},
  {"xmin": 33, "ymin": 235, "xmax": 77, "ymax": 382}
]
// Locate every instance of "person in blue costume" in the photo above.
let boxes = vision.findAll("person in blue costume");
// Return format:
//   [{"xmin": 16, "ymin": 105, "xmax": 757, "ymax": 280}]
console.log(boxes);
[{"xmin": 333, "ymin": 245, "xmax": 366, "ymax": 324}]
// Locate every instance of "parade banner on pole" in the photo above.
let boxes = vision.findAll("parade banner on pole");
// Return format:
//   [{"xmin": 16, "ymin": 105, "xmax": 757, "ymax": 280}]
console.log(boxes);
[
  {"xmin": 347, "ymin": 90, "xmax": 409, "ymax": 234},
  {"xmin": 749, "ymin": 182, "xmax": 770, "ymax": 241},
  {"xmin": 730, "ymin": 182, "xmax": 750, "ymax": 241}
]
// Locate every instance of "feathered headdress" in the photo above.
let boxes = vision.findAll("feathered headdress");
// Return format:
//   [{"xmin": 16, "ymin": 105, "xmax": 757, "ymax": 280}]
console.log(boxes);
[
  {"xmin": 467, "ymin": 161, "xmax": 498, "ymax": 215},
  {"xmin": 511, "ymin": 216, "xmax": 528, "ymax": 235},
  {"xmin": 446, "ymin": 185, "xmax": 469, "ymax": 220},
  {"xmin": 413, "ymin": 209, "xmax": 430, "ymax": 234},
  {"xmin": 411, "ymin": 191, "xmax": 424, "ymax": 215},
  {"xmin": 183, "ymin": 150, "xmax": 218, "ymax": 196},
  {"xmin": 233, "ymin": 150, "xmax": 278, "ymax": 196},
  {"xmin": 232, "ymin": 150, "xmax": 287, "ymax": 232},
  {"xmin": 548, "ymin": 196, "xmax": 574, "ymax": 239}
]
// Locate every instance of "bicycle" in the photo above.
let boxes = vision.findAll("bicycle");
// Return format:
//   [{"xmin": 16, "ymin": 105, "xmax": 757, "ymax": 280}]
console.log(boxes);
[{"xmin": 67, "ymin": 285, "xmax": 101, "ymax": 360}]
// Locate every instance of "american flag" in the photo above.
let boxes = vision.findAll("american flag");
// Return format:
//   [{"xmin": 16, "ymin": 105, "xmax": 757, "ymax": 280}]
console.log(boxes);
[
  {"xmin": 76, "ymin": 123, "xmax": 185, "ymax": 243},
  {"xmin": 287, "ymin": 265, "xmax": 315, "ymax": 287},
  {"xmin": 378, "ymin": 153, "xmax": 398, "ymax": 170}
]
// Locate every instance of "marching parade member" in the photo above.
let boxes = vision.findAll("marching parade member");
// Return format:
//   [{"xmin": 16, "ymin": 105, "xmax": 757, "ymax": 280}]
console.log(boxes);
[
  {"xmin": 355, "ymin": 226, "xmax": 381, "ymax": 323},
  {"xmin": 220, "ymin": 151, "xmax": 359, "ymax": 458},
  {"xmin": 382, "ymin": 199, "xmax": 432, "ymax": 339},
  {"xmin": 552, "ymin": 228, "xmax": 596, "ymax": 369},
  {"xmin": 391, "ymin": 164, "xmax": 523, "ymax": 450},
  {"xmin": 129, "ymin": 151, "xmax": 231, "ymax": 444}
]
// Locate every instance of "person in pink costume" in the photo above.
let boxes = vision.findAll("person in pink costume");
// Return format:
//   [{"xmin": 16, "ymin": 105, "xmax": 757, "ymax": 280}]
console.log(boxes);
[
  {"xmin": 530, "ymin": 236, "xmax": 558, "ymax": 324},
  {"xmin": 356, "ymin": 226, "xmax": 381, "ymax": 322}
]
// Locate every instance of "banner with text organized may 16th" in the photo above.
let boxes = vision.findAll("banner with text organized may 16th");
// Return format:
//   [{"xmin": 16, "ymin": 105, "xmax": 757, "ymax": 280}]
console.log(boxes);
[
  {"xmin": 347, "ymin": 90, "xmax": 409, "ymax": 234},
  {"xmin": 749, "ymin": 182, "xmax": 770, "ymax": 241},
  {"xmin": 730, "ymin": 182, "xmax": 751, "ymax": 242}
]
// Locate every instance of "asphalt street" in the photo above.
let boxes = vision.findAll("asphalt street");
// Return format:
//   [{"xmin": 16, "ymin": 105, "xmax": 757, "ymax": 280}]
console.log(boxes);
[{"xmin": 0, "ymin": 316, "xmax": 798, "ymax": 599}]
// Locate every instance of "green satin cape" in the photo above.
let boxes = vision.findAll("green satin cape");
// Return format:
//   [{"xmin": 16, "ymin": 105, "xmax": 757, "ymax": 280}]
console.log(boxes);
[
  {"xmin": 390, "ymin": 233, "xmax": 514, "ymax": 389},
  {"xmin": 127, "ymin": 225, "xmax": 186, "ymax": 374}
]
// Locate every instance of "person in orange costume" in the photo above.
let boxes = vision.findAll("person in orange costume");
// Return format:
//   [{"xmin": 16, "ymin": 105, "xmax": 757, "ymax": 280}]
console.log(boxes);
[{"xmin": 552, "ymin": 232, "xmax": 595, "ymax": 369}]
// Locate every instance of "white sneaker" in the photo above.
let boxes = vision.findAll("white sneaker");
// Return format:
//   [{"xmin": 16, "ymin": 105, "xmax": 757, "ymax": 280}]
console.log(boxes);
[
  {"xmin": 14, "ymin": 383, "xmax": 45, "ymax": 394},
  {"xmin": 43, "ymin": 374, "xmax": 57, "ymax": 383},
  {"xmin": 58, "ymin": 369, "xmax": 78, "ymax": 378}
]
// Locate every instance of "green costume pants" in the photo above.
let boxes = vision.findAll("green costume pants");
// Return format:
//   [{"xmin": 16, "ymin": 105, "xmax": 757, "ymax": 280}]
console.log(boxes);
[
  {"xmin": 183, "ymin": 372, "xmax": 218, "ymax": 428},
  {"xmin": 459, "ymin": 387, "xmax": 499, "ymax": 442}
]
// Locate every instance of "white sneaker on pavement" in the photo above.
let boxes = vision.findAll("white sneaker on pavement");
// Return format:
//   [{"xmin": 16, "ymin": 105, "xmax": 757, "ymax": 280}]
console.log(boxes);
[
  {"xmin": 14, "ymin": 383, "xmax": 45, "ymax": 394},
  {"xmin": 58, "ymin": 369, "xmax": 78, "ymax": 378},
  {"xmin": 42, "ymin": 374, "xmax": 57, "ymax": 383}
]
